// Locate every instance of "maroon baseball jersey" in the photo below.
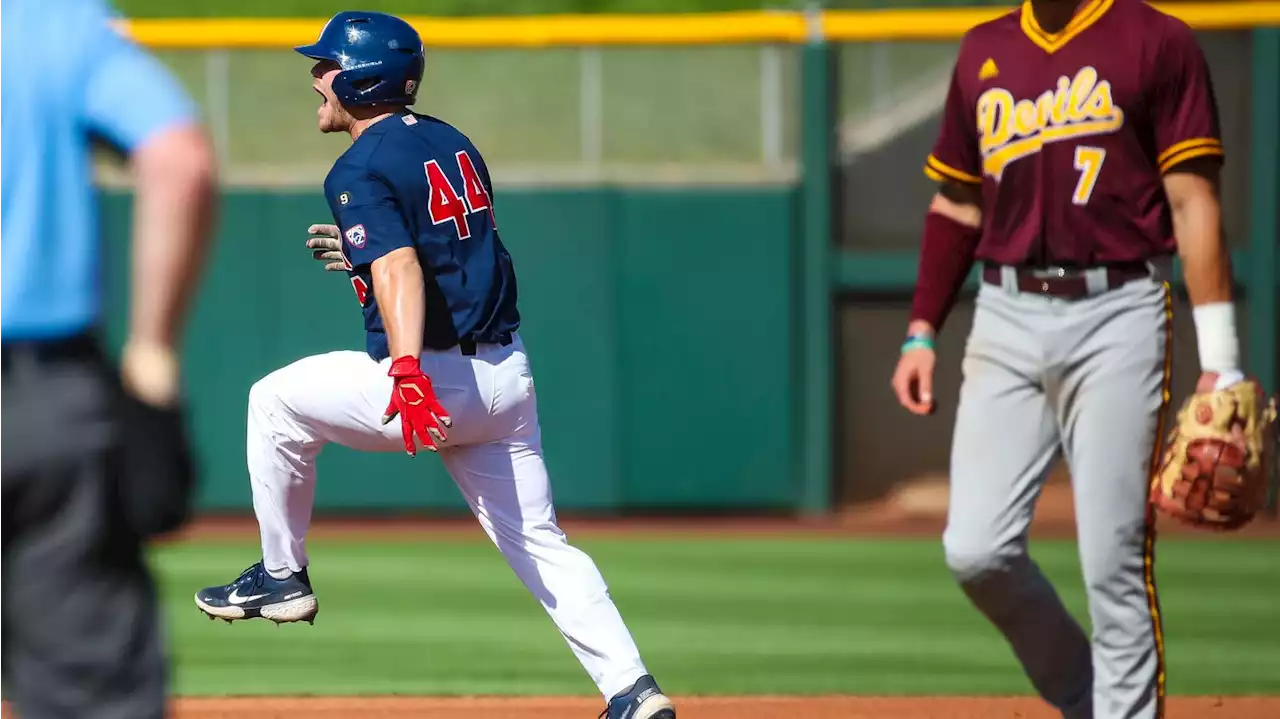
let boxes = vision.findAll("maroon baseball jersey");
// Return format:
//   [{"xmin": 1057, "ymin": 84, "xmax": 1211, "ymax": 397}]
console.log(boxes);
[{"xmin": 924, "ymin": 0, "xmax": 1223, "ymax": 266}]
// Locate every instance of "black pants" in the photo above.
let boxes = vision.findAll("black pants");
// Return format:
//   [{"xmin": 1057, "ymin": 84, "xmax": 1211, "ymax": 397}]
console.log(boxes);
[{"xmin": 1, "ymin": 339, "xmax": 166, "ymax": 719}]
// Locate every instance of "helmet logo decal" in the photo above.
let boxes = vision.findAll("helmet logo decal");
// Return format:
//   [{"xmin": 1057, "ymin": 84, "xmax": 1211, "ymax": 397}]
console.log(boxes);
[{"xmin": 405, "ymin": 80, "xmax": 418, "ymax": 95}]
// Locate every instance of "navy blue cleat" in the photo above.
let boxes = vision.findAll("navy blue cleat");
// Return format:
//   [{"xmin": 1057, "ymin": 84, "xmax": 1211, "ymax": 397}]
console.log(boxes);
[
  {"xmin": 194, "ymin": 561, "xmax": 318, "ymax": 625},
  {"xmin": 601, "ymin": 675, "xmax": 675, "ymax": 719}
]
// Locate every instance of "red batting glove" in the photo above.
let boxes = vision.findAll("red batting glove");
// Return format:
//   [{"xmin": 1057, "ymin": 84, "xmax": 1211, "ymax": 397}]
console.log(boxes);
[{"xmin": 381, "ymin": 356, "xmax": 452, "ymax": 456}]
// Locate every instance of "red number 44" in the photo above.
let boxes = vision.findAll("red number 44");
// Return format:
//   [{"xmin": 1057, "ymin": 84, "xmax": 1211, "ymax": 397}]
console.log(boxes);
[
  {"xmin": 345, "ymin": 151, "xmax": 491, "ymax": 307},
  {"xmin": 425, "ymin": 150, "xmax": 494, "ymax": 241}
]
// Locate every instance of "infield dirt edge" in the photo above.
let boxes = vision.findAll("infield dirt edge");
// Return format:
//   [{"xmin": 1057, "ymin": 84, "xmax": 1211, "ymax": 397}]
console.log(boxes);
[{"xmin": 168, "ymin": 695, "xmax": 1280, "ymax": 718}]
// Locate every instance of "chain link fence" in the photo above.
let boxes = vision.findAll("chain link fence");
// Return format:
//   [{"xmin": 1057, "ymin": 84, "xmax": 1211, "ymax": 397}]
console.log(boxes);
[
  {"xmin": 99, "ymin": 46, "xmax": 810, "ymax": 187},
  {"xmin": 97, "ymin": 38, "xmax": 961, "ymax": 188}
]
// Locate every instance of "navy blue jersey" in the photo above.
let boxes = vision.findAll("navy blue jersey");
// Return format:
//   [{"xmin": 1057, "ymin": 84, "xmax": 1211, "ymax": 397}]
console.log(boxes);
[{"xmin": 323, "ymin": 112, "xmax": 520, "ymax": 360}]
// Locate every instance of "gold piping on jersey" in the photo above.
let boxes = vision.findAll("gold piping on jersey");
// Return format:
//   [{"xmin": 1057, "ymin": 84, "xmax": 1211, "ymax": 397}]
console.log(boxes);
[
  {"xmin": 924, "ymin": 154, "xmax": 982, "ymax": 185},
  {"xmin": 1157, "ymin": 137, "xmax": 1224, "ymax": 173},
  {"xmin": 1020, "ymin": 0, "xmax": 1115, "ymax": 54},
  {"xmin": 977, "ymin": 66, "xmax": 1125, "ymax": 179},
  {"xmin": 1143, "ymin": 284, "xmax": 1174, "ymax": 718}
]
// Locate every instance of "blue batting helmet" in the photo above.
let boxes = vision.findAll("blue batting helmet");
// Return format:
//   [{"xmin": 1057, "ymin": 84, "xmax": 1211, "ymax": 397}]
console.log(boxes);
[{"xmin": 295, "ymin": 11, "xmax": 424, "ymax": 107}]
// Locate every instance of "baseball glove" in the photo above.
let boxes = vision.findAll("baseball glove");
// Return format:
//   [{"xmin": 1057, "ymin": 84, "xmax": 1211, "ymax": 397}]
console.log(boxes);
[{"xmin": 1150, "ymin": 379, "xmax": 1278, "ymax": 531}]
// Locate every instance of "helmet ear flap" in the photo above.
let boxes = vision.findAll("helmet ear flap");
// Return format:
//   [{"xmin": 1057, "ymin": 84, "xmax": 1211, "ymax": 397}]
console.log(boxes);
[
  {"xmin": 332, "ymin": 71, "xmax": 400, "ymax": 106},
  {"xmin": 328, "ymin": 72, "xmax": 357, "ymax": 106}
]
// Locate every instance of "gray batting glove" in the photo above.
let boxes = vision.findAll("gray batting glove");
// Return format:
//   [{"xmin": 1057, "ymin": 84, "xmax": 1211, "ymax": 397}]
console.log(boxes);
[{"xmin": 305, "ymin": 223, "xmax": 347, "ymax": 272}]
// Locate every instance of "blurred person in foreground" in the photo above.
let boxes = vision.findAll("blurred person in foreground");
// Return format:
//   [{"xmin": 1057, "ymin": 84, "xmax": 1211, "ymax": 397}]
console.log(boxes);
[{"xmin": 1, "ymin": 0, "xmax": 217, "ymax": 716}]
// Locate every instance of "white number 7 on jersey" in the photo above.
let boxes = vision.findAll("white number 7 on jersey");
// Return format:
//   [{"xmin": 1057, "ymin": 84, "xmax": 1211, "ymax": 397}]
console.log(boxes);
[{"xmin": 1072, "ymin": 146, "xmax": 1106, "ymax": 205}]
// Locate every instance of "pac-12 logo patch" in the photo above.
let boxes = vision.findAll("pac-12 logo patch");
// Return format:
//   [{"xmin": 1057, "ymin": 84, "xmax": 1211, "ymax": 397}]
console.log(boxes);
[{"xmin": 345, "ymin": 224, "xmax": 366, "ymax": 248}]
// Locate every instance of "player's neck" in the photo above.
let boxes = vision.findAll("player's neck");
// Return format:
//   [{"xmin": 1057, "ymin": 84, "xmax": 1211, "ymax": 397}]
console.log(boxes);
[
  {"xmin": 1029, "ymin": 0, "xmax": 1086, "ymax": 34},
  {"xmin": 348, "ymin": 111, "xmax": 397, "ymax": 142}
]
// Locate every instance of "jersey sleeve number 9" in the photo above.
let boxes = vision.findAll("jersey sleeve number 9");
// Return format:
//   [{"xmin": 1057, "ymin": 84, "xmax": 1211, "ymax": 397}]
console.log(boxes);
[
  {"xmin": 425, "ymin": 150, "xmax": 493, "ymax": 241},
  {"xmin": 1072, "ymin": 146, "xmax": 1106, "ymax": 206}
]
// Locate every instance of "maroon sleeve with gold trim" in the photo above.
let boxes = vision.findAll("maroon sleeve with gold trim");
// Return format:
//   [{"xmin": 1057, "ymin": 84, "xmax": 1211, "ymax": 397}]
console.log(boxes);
[
  {"xmin": 1150, "ymin": 21, "xmax": 1224, "ymax": 174},
  {"xmin": 925, "ymin": 52, "xmax": 982, "ymax": 186}
]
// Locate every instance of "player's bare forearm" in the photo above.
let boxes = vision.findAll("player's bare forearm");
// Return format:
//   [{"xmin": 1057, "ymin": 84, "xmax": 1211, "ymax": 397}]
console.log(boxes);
[
  {"xmin": 126, "ymin": 123, "xmax": 217, "ymax": 404},
  {"xmin": 1165, "ymin": 162, "xmax": 1231, "ymax": 306},
  {"xmin": 1165, "ymin": 159, "xmax": 1243, "ymax": 383},
  {"xmin": 371, "ymin": 247, "xmax": 427, "ymax": 359},
  {"xmin": 932, "ymin": 182, "xmax": 983, "ymax": 229}
]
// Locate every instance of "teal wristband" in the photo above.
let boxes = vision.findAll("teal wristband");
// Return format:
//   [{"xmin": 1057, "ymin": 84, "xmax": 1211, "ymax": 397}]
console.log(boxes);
[{"xmin": 901, "ymin": 335, "xmax": 935, "ymax": 353}]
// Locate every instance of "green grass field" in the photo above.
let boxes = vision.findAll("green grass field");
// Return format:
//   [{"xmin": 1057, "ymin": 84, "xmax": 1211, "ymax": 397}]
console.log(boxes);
[{"xmin": 157, "ymin": 534, "xmax": 1280, "ymax": 697}]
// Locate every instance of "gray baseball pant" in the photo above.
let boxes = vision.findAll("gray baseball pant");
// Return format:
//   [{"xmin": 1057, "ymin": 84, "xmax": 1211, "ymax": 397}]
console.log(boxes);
[{"xmin": 944, "ymin": 269, "xmax": 1170, "ymax": 719}]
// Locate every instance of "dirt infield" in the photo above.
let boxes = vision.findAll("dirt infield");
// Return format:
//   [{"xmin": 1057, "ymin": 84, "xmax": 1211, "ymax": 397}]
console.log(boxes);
[
  {"xmin": 171, "ymin": 695, "xmax": 1280, "ymax": 718},
  {"xmin": 171, "ymin": 476, "xmax": 1280, "ymax": 543},
  {"xmin": 7, "ymin": 695, "xmax": 1280, "ymax": 719}
]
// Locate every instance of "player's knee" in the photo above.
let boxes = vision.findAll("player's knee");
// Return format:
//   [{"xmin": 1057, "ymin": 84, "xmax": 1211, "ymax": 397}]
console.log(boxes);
[
  {"xmin": 247, "ymin": 373, "xmax": 291, "ymax": 421},
  {"xmin": 523, "ymin": 519, "xmax": 568, "ymax": 547},
  {"xmin": 248, "ymin": 376, "xmax": 275, "ymax": 410},
  {"xmin": 942, "ymin": 533, "xmax": 1018, "ymax": 584}
]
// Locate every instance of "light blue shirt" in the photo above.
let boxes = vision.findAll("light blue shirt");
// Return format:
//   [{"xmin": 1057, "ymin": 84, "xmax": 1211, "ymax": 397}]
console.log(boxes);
[{"xmin": 1, "ymin": 0, "xmax": 197, "ymax": 341}]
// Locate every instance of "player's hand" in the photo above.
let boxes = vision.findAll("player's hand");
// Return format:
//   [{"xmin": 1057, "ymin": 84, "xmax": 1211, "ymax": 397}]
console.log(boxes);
[
  {"xmin": 120, "ymin": 339, "xmax": 181, "ymax": 408},
  {"xmin": 381, "ymin": 356, "xmax": 453, "ymax": 456},
  {"xmin": 1197, "ymin": 369, "xmax": 1247, "ymax": 392},
  {"xmin": 305, "ymin": 223, "xmax": 348, "ymax": 272},
  {"xmin": 892, "ymin": 347, "xmax": 937, "ymax": 416}
]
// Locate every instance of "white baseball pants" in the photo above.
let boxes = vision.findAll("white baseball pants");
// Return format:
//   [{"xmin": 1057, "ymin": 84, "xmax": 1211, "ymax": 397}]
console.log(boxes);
[{"xmin": 245, "ymin": 334, "xmax": 648, "ymax": 699}]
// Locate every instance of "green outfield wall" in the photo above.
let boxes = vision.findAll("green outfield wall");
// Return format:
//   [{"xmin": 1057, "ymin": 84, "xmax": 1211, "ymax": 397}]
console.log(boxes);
[{"xmin": 98, "ymin": 188, "xmax": 799, "ymax": 511}]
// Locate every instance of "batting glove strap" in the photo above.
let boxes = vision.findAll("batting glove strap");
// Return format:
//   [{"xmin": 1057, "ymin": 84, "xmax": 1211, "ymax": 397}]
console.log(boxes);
[{"xmin": 388, "ymin": 355, "xmax": 424, "ymax": 378}]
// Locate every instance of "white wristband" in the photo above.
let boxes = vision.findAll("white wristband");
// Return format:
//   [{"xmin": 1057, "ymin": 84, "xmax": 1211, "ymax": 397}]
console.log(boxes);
[{"xmin": 1191, "ymin": 302, "xmax": 1241, "ymax": 376}]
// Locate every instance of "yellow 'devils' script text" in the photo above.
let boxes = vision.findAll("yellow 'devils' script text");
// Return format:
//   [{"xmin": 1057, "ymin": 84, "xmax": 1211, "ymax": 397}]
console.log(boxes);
[{"xmin": 977, "ymin": 66, "xmax": 1125, "ymax": 180}]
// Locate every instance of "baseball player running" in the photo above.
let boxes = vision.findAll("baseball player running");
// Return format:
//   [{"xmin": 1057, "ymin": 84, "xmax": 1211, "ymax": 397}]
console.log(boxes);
[
  {"xmin": 192, "ymin": 12, "xmax": 674, "ymax": 719},
  {"xmin": 892, "ymin": 1, "xmax": 1251, "ymax": 717}
]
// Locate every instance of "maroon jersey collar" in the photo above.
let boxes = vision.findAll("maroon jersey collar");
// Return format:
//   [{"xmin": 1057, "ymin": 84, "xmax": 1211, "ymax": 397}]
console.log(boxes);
[{"xmin": 1020, "ymin": 0, "xmax": 1115, "ymax": 54}]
